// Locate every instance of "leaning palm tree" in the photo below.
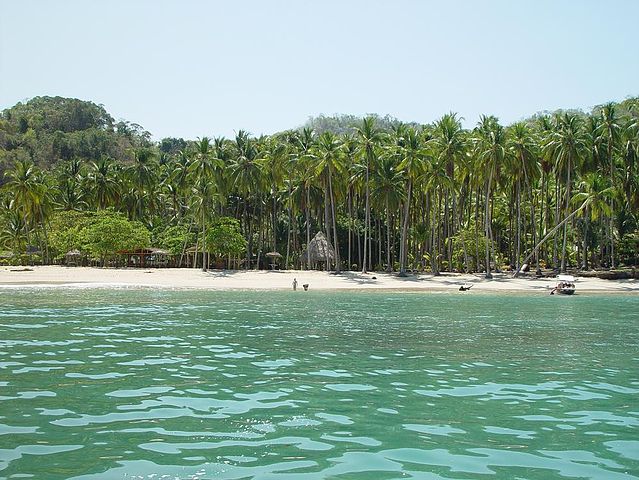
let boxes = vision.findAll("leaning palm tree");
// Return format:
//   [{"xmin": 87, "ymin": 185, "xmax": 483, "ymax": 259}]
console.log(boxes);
[{"xmin": 515, "ymin": 170, "xmax": 616, "ymax": 277}]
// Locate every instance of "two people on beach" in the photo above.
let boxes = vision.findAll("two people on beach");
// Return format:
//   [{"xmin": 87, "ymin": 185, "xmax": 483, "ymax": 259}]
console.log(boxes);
[{"xmin": 293, "ymin": 278, "xmax": 308, "ymax": 291}]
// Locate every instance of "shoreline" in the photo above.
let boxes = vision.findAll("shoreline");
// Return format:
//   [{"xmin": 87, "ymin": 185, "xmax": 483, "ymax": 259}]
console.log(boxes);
[{"xmin": 1, "ymin": 266, "xmax": 637, "ymax": 294}]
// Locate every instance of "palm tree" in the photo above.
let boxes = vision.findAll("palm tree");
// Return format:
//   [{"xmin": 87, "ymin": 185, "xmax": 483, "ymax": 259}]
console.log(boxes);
[
  {"xmin": 314, "ymin": 131, "xmax": 343, "ymax": 272},
  {"xmin": 165, "ymin": 150, "xmax": 192, "ymax": 218},
  {"xmin": 395, "ymin": 126, "xmax": 426, "ymax": 275},
  {"xmin": 598, "ymin": 103, "xmax": 622, "ymax": 267},
  {"xmin": 516, "ymin": 169, "xmax": 616, "ymax": 277},
  {"xmin": 229, "ymin": 130, "xmax": 262, "ymax": 269},
  {"xmin": 423, "ymin": 151, "xmax": 453, "ymax": 275},
  {"xmin": 573, "ymin": 173, "xmax": 615, "ymax": 268},
  {"xmin": 188, "ymin": 137, "xmax": 221, "ymax": 270},
  {"xmin": 432, "ymin": 113, "xmax": 465, "ymax": 271},
  {"xmin": 258, "ymin": 136, "xmax": 287, "ymax": 257},
  {"xmin": 342, "ymin": 134, "xmax": 359, "ymax": 270},
  {"xmin": 87, "ymin": 157, "xmax": 120, "ymax": 210},
  {"xmin": 127, "ymin": 148, "xmax": 158, "ymax": 220},
  {"xmin": 544, "ymin": 113, "xmax": 587, "ymax": 272},
  {"xmin": 0, "ymin": 200, "xmax": 28, "ymax": 256},
  {"xmin": 621, "ymin": 120, "xmax": 638, "ymax": 214},
  {"xmin": 4, "ymin": 160, "xmax": 52, "ymax": 262},
  {"xmin": 371, "ymin": 152, "xmax": 404, "ymax": 272},
  {"xmin": 508, "ymin": 122, "xmax": 541, "ymax": 271},
  {"xmin": 475, "ymin": 116, "xmax": 507, "ymax": 278},
  {"xmin": 292, "ymin": 128, "xmax": 316, "ymax": 270},
  {"xmin": 356, "ymin": 117, "xmax": 383, "ymax": 273}
]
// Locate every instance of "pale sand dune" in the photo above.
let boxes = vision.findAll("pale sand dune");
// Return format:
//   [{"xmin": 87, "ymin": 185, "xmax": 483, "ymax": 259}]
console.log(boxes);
[{"xmin": 0, "ymin": 266, "xmax": 637, "ymax": 293}]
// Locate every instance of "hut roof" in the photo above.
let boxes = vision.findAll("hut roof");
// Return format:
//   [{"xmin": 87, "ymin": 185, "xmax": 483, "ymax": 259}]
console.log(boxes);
[
  {"xmin": 300, "ymin": 232, "xmax": 335, "ymax": 263},
  {"xmin": 65, "ymin": 249, "xmax": 81, "ymax": 257}
]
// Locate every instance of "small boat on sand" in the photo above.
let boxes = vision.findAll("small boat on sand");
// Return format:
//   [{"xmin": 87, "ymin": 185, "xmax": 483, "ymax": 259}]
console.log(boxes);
[{"xmin": 550, "ymin": 274, "xmax": 576, "ymax": 295}]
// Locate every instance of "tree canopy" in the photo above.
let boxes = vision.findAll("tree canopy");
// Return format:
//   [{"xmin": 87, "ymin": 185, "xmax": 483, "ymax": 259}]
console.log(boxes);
[{"xmin": 1, "ymin": 95, "xmax": 637, "ymax": 273}]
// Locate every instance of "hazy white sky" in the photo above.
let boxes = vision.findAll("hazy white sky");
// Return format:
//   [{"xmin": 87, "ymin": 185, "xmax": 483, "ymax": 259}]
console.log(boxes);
[{"xmin": 1, "ymin": 0, "xmax": 637, "ymax": 140}]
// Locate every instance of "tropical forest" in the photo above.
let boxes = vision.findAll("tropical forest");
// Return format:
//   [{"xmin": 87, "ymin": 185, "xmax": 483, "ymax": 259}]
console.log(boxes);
[{"xmin": 0, "ymin": 95, "xmax": 637, "ymax": 276}]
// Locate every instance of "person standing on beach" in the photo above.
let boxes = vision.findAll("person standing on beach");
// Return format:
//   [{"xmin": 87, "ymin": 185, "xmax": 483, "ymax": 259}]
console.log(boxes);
[{"xmin": 292, "ymin": 278, "xmax": 298, "ymax": 291}]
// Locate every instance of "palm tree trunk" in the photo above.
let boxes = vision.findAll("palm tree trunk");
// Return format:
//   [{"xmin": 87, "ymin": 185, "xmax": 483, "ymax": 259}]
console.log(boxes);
[
  {"xmin": 484, "ymin": 172, "xmax": 493, "ymax": 278},
  {"xmin": 516, "ymin": 178, "xmax": 521, "ymax": 271},
  {"xmin": 347, "ymin": 187, "xmax": 352, "ymax": 270},
  {"xmin": 362, "ymin": 161, "xmax": 370, "ymax": 273},
  {"xmin": 484, "ymin": 169, "xmax": 493, "ymax": 279},
  {"xmin": 610, "ymin": 215, "xmax": 615, "ymax": 269},
  {"xmin": 328, "ymin": 168, "xmax": 340, "ymax": 273},
  {"xmin": 609, "ymin": 140, "xmax": 616, "ymax": 269},
  {"xmin": 515, "ymin": 199, "xmax": 589, "ymax": 277},
  {"xmin": 399, "ymin": 179, "xmax": 412, "ymax": 276},
  {"xmin": 474, "ymin": 188, "xmax": 480, "ymax": 272},
  {"xmin": 201, "ymin": 211, "xmax": 207, "ymax": 271},
  {"xmin": 179, "ymin": 216, "xmax": 195, "ymax": 268},
  {"xmin": 272, "ymin": 194, "xmax": 277, "ymax": 255},
  {"xmin": 560, "ymin": 159, "xmax": 571, "ymax": 273},
  {"xmin": 285, "ymin": 180, "xmax": 292, "ymax": 269},
  {"xmin": 386, "ymin": 197, "xmax": 392, "ymax": 272},
  {"xmin": 553, "ymin": 180, "xmax": 560, "ymax": 268},
  {"xmin": 377, "ymin": 217, "xmax": 382, "ymax": 269},
  {"xmin": 582, "ymin": 210, "xmax": 589, "ymax": 269},
  {"xmin": 305, "ymin": 186, "xmax": 311, "ymax": 270}
]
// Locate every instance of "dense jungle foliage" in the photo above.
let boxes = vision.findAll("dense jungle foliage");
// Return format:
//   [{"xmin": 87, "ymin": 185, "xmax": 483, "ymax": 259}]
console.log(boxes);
[{"xmin": 1, "ymin": 95, "xmax": 637, "ymax": 274}]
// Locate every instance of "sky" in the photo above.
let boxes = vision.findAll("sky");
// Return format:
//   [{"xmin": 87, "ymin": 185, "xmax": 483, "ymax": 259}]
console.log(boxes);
[{"xmin": 1, "ymin": 0, "xmax": 638, "ymax": 140}]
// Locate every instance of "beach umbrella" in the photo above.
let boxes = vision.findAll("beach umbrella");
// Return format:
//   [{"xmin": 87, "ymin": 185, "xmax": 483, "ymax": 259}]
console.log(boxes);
[{"xmin": 266, "ymin": 252, "xmax": 283, "ymax": 258}]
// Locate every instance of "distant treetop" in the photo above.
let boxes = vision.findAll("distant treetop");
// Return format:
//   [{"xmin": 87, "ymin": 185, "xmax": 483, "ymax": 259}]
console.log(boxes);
[{"xmin": 300, "ymin": 113, "xmax": 421, "ymax": 135}]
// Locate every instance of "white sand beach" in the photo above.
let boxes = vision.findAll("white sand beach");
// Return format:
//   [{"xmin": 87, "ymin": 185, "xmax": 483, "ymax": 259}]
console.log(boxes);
[{"xmin": 0, "ymin": 266, "xmax": 636, "ymax": 293}]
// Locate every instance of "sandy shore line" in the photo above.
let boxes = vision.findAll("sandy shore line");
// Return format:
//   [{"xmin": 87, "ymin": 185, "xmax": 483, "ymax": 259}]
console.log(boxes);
[{"xmin": 0, "ymin": 266, "xmax": 637, "ymax": 294}]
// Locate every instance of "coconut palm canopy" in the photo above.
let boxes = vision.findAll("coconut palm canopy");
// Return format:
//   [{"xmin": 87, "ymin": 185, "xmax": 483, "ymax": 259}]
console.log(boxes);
[
  {"xmin": 1, "ymin": 97, "xmax": 638, "ymax": 273},
  {"xmin": 300, "ymin": 232, "xmax": 336, "ymax": 264}
]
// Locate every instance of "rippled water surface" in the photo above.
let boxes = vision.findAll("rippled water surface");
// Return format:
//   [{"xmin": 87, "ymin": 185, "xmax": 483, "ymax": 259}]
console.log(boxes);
[{"xmin": 1, "ymin": 289, "xmax": 638, "ymax": 479}]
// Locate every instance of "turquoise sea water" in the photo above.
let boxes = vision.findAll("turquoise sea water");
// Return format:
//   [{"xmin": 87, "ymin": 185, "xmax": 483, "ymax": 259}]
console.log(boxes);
[{"xmin": 0, "ymin": 289, "xmax": 638, "ymax": 479}]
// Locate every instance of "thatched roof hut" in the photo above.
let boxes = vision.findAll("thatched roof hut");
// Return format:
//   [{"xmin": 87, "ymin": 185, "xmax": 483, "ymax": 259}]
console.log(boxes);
[{"xmin": 300, "ymin": 232, "xmax": 335, "ymax": 267}]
